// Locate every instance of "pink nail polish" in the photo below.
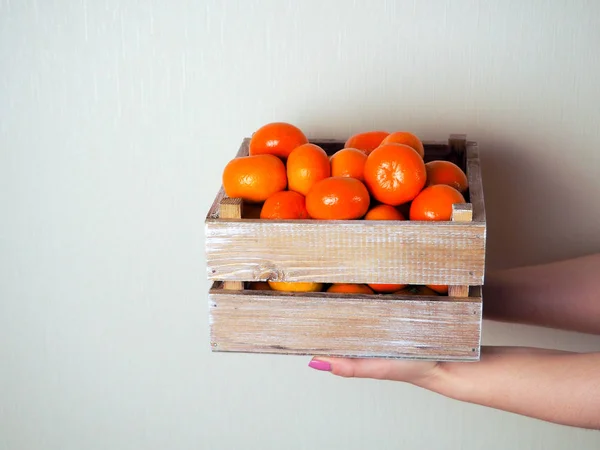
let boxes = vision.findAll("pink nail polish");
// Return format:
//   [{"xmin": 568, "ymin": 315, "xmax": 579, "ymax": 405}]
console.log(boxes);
[{"xmin": 308, "ymin": 359, "xmax": 331, "ymax": 371}]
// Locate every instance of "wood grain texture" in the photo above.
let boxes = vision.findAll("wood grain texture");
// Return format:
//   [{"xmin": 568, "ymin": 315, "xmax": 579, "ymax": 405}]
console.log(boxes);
[
  {"xmin": 209, "ymin": 287, "xmax": 482, "ymax": 361},
  {"xmin": 206, "ymin": 220, "xmax": 485, "ymax": 285}
]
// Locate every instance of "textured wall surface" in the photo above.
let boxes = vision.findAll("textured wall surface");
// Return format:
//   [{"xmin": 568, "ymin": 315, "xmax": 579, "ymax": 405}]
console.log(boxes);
[{"xmin": 1, "ymin": 1, "xmax": 600, "ymax": 449}]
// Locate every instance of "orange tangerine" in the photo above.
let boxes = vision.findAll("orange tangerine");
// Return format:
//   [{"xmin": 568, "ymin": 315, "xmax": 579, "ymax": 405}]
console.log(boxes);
[
  {"xmin": 425, "ymin": 160, "xmax": 469, "ymax": 193},
  {"xmin": 248, "ymin": 122, "xmax": 308, "ymax": 160},
  {"xmin": 409, "ymin": 184, "xmax": 466, "ymax": 221},
  {"xmin": 345, "ymin": 131, "xmax": 389, "ymax": 154},
  {"xmin": 260, "ymin": 191, "xmax": 309, "ymax": 219},
  {"xmin": 364, "ymin": 204, "xmax": 405, "ymax": 220},
  {"xmin": 268, "ymin": 281, "xmax": 324, "ymax": 292},
  {"xmin": 326, "ymin": 284, "xmax": 375, "ymax": 294},
  {"xmin": 222, "ymin": 154, "xmax": 287, "ymax": 203},
  {"xmin": 306, "ymin": 177, "xmax": 370, "ymax": 220},
  {"xmin": 380, "ymin": 131, "xmax": 425, "ymax": 159},
  {"xmin": 330, "ymin": 148, "xmax": 368, "ymax": 181},
  {"xmin": 287, "ymin": 143, "xmax": 331, "ymax": 196}
]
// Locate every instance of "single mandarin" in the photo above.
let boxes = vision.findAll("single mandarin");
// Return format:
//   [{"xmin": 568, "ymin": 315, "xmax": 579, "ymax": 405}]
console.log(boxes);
[
  {"xmin": 305, "ymin": 177, "xmax": 370, "ymax": 220},
  {"xmin": 380, "ymin": 131, "xmax": 425, "ymax": 159},
  {"xmin": 425, "ymin": 160, "xmax": 469, "ymax": 193},
  {"xmin": 426, "ymin": 285, "xmax": 448, "ymax": 295},
  {"xmin": 409, "ymin": 184, "xmax": 466, "ymax": 221},
  {"xmin": 364, "ymin": 143, "xmax": 427, "ymax": 206},
  {"xmin": 393, "ymin": 285, "xmax": 440, "ymax": 296},
  {"xmin": 268, "ymin": 281, "xmax": 324, "ymax": 292},
  {"xmin": 287, "ymin": 143, "xmax": 331, "ymax": 196},
  {"xmin": 330, "ymin": 148, "xmax": 368, "ymax": 181},
  {"xmin": 344, "ymin": 130, "xmax": 389, "ymax": 154},
  {"xmin": 326, "ymin": 284, "xmax": 375, "ymax": 294},
  {"xmin": 248, "ymin": 282, "xmax": 272, "ymax": 290},
  {"xmin": 248, "ymin": 122, "xmax": 308, "ymax": 159},
  {"xmin": 368, "ymin": 283, "xmax": 407, "ymax": 293},
  {"xmin": 222, "ymin": 154, "xmax": 287, "ymax": 203},
  {"xmin": 260, "ymin": 191, "xmax": 309, "ymax": 219},
  {"xmin": 364, "ymin": 204, "xmax": 405, "ymax": 220}
]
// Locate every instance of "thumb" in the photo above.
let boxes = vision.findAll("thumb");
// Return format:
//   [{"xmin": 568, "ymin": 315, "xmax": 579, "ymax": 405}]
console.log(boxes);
[{"xmin": 308, "ymin": 356, "xmax": 440, "ymax": 383}]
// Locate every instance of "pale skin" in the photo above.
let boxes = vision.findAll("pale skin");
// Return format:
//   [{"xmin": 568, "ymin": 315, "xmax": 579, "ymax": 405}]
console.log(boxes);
[{"xmin": 308, "ymin": 252, "xmax": 600, "ymax": 430}]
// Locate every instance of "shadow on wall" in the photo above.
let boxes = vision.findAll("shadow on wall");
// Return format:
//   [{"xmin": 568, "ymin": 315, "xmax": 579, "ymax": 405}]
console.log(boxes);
[
  {"xmin": 282, "ymin": 100, "xmax": 600, "ymax": 271},
  {"xmin": 479, "ymin": 132, "xmax": 600, "ymax": 271}
]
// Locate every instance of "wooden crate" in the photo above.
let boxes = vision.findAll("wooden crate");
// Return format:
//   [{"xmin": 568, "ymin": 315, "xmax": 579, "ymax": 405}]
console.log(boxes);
[{"xmin": 205, "ymin": 134, "xmax": 485, "ymax": 361}]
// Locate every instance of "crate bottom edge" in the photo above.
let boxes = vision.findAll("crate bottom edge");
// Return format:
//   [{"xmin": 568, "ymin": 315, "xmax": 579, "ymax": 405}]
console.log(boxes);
[{"xmin": 209, "ymin": 348, "xmax": 481, "ymax": 362}]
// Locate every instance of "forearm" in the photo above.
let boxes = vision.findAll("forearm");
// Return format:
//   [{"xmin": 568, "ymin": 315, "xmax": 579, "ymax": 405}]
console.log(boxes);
[
  {"xmin": 419, "ymin": 347, "xmax": 600, "ymax": 429},
  {"xmin": 483, "ymin": 253, "xmax": 600, "ymax": 334}
]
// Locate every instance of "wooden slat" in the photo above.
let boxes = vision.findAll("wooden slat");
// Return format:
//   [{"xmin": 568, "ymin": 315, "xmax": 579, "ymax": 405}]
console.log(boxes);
[
  {"xmin": 466, "ymin": 142, "xmax": 486, "ymax": 222},
  {"xmin": 209, "ymin": 289, "xmax": 482, "ymax": 361},
  {"xmin": 205, "ymin": 219, "xmax": 485, "ymax": 285}
]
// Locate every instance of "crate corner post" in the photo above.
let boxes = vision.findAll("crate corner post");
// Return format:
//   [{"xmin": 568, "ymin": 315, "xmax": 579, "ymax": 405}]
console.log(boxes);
[
  {"xmin": 449, "ymin": 203, "xmax": 473, "ymax": 298},
  {"xmin": 218, "ymin": 196, "xmax": 244, "ymax": 291}
]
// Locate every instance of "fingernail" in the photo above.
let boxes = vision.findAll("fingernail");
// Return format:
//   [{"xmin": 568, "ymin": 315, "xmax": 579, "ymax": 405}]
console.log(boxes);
[{"xmin": 308, "ymin": 359, "xmax": 331, "ymax": 371}]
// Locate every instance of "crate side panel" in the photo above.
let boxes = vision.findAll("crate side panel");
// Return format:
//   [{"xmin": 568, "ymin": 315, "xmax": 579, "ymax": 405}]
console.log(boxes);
[
  {"xmin": 206, "ymin": 221, "xmax": 485, "ymax": 285},
  {"xmin": 466, "ymin": 142, "xmax": 486, "ymax": 223},
  {"xmin": 209, "ymin": 291, "xmax": 482, "ymax": 361}
]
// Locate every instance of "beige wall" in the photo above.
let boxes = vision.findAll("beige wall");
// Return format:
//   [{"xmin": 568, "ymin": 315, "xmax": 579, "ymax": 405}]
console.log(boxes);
[{"xmin": 1, "ymin": 1, "xmax": 599, "ymax": 449}]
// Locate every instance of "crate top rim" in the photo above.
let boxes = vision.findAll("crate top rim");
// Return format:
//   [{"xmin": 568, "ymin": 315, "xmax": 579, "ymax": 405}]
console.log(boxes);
[
  {"xmin": 237, "ymin": 136, "xmax": 478, "ymax": 146},
  {"xmin": 205, "ymin": 216, "xmax": 485, "ymax": 225}
]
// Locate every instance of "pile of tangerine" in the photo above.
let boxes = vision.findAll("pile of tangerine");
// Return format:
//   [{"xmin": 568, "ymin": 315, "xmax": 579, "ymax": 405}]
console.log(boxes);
[{"xmin": 221, "ymin": 122, "xmax": 469, "ymax": 295}]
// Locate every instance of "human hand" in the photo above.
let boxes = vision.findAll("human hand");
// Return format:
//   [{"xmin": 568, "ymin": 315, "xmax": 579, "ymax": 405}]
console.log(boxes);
[
  {"xmin": 308, "ymin": 347, "xmax": 600, "ymax": 430},
  {"xmin": 304, "ymin": 255, "xmax": 600, "ymax": 430}
]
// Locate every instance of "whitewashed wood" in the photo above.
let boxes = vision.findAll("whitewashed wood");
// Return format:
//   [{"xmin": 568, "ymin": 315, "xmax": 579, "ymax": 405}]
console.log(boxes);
[
  {"xmin": 209, "ymin": 287, "xmax": 482, "ymax": 361},
  {"xmin": 206, "ymin": 220, "xmax": 485, "ymax": 285}
]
